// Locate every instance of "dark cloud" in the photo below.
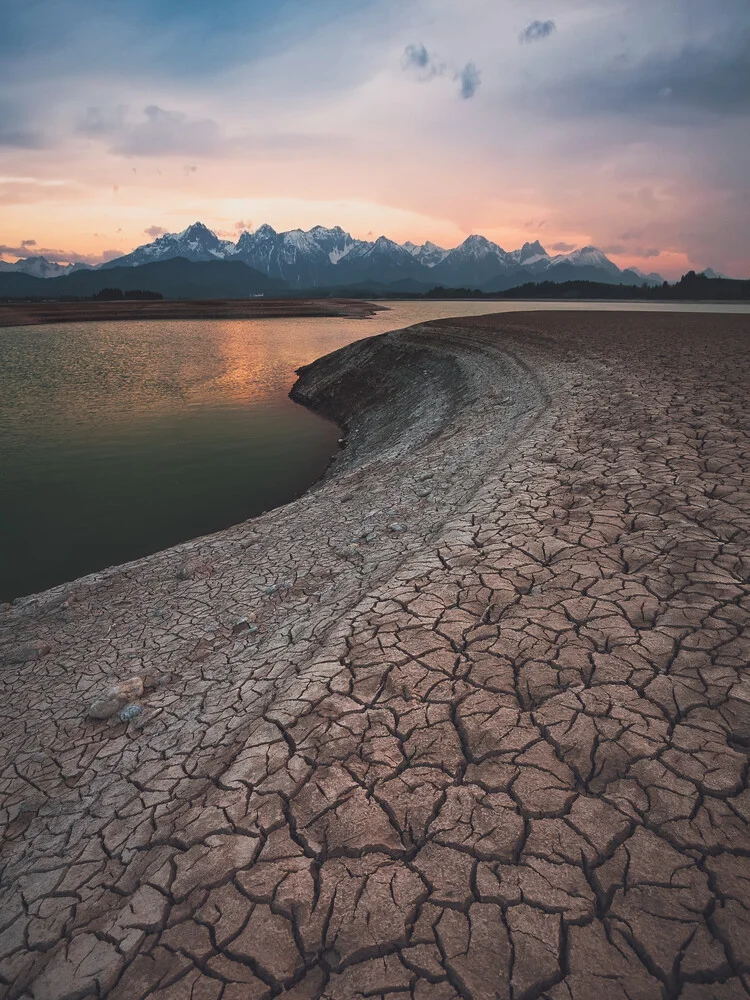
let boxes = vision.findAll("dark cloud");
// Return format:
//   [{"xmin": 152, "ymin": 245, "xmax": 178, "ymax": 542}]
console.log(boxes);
[
  {"xmin": 456, "ymin": 62, "xmax": 481, "ymax": 100},
  {"xmin": 402, "ymin": 43, "xmax": 430, "ymax": 71},
  {"xmin": 519, "ymin": 20, "xmax": 556, "ymax": 44},
  {"xmin": 402, "ymin": 44, "xmax": 480, "ymax": 99},
  {"xmin": 21, "ymin": 239, "xmax": 36, "ymax": 247},
  {"xmin": 550, "ymin": 241, "xmax": 576, "ymax": 252},
  {"xmin": 401, "ymin": 43, "xmax": 445, "ymax": 79},
  {"xmin": 561, "ymin": 30, "xmax": 750, "ymax": 120},
  {"xmin": 144, "ymin": 225, "xmax": 167, "ymax": 238}
]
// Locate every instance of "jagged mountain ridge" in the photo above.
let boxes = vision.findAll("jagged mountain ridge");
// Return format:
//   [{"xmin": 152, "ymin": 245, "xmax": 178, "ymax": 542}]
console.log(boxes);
[
  {"xmin": 93, "ymin": 221, "xmax": 666, "ymax": 289},
  {"xmin": 0, "ymin": 256, "xmax": 92, "ymax": 279}
]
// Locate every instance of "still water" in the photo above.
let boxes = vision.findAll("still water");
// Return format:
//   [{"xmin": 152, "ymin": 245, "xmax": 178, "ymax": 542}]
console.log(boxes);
[{"xmin": 2, "ymin": 300, "xmax": 749, "ymax": 600}]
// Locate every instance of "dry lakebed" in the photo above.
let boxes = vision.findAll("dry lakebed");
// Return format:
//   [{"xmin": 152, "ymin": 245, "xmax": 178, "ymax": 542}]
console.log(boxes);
[{"xmin": 1, "ymin": 310, "xmax": 750, "ymax": 999}]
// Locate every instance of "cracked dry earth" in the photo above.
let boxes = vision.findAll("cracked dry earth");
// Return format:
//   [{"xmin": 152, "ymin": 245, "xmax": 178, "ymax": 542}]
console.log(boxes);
[{"xmin": 2, "ymin": 311, "xmax": 750, "ymax": 1000}]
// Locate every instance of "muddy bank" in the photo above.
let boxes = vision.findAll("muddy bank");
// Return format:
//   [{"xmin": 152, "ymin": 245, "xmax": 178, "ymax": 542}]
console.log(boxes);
[
  {"xmin": 0, "ymin": 296, "xmax": 383, "ymax": 327},
  {"xmin": 1, "ymin": 311, "xmax": 750, "ymax": 999}
]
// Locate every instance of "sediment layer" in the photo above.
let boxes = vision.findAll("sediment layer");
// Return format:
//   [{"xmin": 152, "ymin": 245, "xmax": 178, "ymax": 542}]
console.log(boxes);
[
  {"xmin": 0, "ymin": 297, "xmax": 381, "ymax": 328},
  {"xmin": 1, "ymin": 311, "xmax": 750, "ymax": 999}
]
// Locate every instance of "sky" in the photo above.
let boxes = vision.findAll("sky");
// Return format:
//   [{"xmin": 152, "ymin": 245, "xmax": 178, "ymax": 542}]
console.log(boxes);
[{"xmin": 1, "ymin": 0, "xmax": 748, "ymax": 278}]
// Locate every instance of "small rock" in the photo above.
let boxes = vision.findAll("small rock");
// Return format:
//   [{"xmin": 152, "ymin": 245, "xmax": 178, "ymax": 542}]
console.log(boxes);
[
  {"xmin": 88, "ymin": 676, "xmax": 144, "ymax": 720},
  {"xmin": 232, "ymin": 618, "xmax": 251, "ymax": 633},
  {"xmin": 388, "ymin": 523, "xmax": 407, "ymax": 533},
  {"xmin": 141, "ymin": 670, "xmax": 168, "ymax": 691},
  {"xmin": 416, "ymin": 488, "xmax": 431, "ymax": 498},
  {"xmin": 262, "ymin": 584, "xmax": 279, "ymax": 595},
  {"xmin": 416, "ymin": 472, "xmax": 434, "ymax": 482},
  {"xmin": 119, "ymin": 704, "xmax": 142, "ymax": 723},
  {"xmin": 4, "ymin": 642, "xmax": 51, "ymax": 665},
  {"xmin": 364, "ymin": 532, "xmax": 378, "ymax": 543}
]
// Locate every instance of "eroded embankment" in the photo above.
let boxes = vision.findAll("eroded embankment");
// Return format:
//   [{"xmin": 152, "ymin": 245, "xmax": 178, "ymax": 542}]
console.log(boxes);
[{"xmin": 1, "ymin": 312, "xmax": 750, "ymax": 1000}]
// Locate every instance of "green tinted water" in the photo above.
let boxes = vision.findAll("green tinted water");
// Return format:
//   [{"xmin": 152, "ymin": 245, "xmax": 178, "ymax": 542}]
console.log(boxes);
[{"xmin": 2, "ymin": 301, "xmax": 748, "ymax": 599}]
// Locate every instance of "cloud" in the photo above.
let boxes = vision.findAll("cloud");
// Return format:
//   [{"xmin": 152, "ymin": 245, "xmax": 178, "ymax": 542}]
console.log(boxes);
[
  {"xmin": 234, "ymin": 219, "xmax": 251, "ymax": 232},
  {"xmin": 0, "ymin": 127, "xmax": 47, "ymax": 148},
  {"xmin": 519, "ymin": 20, "xmax": 556, "ymax": 44},
  {"xmin": 401, "ymin": 43, "xmax": 445, "ymax": 79},
  {"xmin": 402, "ymin": 44, "xmax": 480, "ymax": 99},
  {"xmin": 553, "ymin": 29, "xmax": 750, "ymax": 120},
  {"xmin": 78, "ymin": 105, "xmax": 126, "ymax": 137},
  {"xmin": 456, "ymin": 62, "xmax": 481, "ymax": 99},
  {"xmin": 144, "ymin": 225, "xmax": 167, "ymax": 238},
  {"xmin": 402, "ymin": 43, "xmax": 430, "ymax": 72},
  {"xmin": 0, "ymin": 101, "xmax": 47, "ymax": 148},
  {"xmin": 549, "ymin": 241, "xmax": 576, "ymax": 252},
  {"xmin": 606, "ymin": 244, "xmax": 662, "ymax": 259},
  {"xmin": 0, "ymin": 242, "xmax": 122, "ymax": 265},
  {"xmin": 118, "ymin": 106, "xmax": 222, "ymax": 156}
]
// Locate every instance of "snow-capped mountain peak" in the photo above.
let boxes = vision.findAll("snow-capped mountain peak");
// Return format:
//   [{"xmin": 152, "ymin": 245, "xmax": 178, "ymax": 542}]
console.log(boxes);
[
  {"xmin": 507, "ymin": 240, "xmax": 550, "ymax": 266},
  {"xmin": 403, "ymin": 241, "xmax": 449, "ymax": 267},
  {"xmin": 550, "ymin": 245, "xmax": 616, "ymax": 270},
  {"xmin": 0, "ymin": 255, "xmax": 91, "ymax": 278},
  {"xmin": 454, "ymin": 234, "xmax": 507, "ymax": 259},
  {"xmin": 93, "ymin": 220, "xmax": 666, "ymax": 288}
]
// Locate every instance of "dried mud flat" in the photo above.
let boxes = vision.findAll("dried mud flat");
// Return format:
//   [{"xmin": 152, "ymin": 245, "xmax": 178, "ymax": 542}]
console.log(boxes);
[
  {"xmin": 0, "ymin": 298, "xmax": 382, "ymax": 328},
  {"xmin": 1, "ymin": 311, "xmax": 750, "ymax": 1000}
]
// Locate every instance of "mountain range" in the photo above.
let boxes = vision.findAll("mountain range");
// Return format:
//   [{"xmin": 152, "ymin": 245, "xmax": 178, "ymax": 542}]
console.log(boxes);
[
  {"xmin": 1, "ymin": 222, "xmax": 668, "ymax": 297},
  {"xmin": 0, "ymin": 256, "xmax": 91, "ymax": 279}
]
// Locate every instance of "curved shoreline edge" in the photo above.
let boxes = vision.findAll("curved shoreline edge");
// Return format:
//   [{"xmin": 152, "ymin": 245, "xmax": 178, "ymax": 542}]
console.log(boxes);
[{"xmin": 1, "ymin": 310, "xmax": 750, "ymax": 999}]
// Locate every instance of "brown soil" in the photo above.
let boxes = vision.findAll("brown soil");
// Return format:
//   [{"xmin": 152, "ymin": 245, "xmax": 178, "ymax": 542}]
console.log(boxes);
[
  {"xmin": 0, "ymin": 297, "xmax": 383, "ymax": 327},
  {"xmin": 1, "ymin": 311, "xmax": 749, "ymax": 999}
]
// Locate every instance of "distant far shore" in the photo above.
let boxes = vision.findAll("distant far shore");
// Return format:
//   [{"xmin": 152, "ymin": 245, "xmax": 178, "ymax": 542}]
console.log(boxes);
[{"xmin": 0, "ymin": 297, "xmax": 386, "ymax": 328}]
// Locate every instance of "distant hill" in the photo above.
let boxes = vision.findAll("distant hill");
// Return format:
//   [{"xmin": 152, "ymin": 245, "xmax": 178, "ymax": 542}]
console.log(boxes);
[
  {"xmin": 494, "ymin": 272, "xmax": 750, "ymax": 301},
  {"xmin": 0, "ymin": 257, "xmax": 288, "ymax": 301}
]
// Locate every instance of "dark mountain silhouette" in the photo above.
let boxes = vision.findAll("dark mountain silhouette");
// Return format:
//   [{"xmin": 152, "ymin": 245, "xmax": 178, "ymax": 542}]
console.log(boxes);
[{"xmin": 0, "ymin": 257, "xmax": 287, "ymax": 301}]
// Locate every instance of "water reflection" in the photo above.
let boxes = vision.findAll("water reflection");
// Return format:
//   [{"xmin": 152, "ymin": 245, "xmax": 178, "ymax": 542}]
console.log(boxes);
[{"xmin": 2, "ymin": 300, "xmax": 748, "ymax": 600}]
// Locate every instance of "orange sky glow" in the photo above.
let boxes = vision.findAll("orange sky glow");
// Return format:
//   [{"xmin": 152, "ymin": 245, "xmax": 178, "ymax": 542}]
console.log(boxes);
[{"xmin": 2, "ymin": 0, "xmax": 748, "ymax": 280}]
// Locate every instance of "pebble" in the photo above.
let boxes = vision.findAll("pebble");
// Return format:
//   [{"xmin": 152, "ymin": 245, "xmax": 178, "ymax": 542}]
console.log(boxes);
[
  {"xmin": 119, "ymin": 704, "xmax": 142, "ymax": 723},
  {"xmin": 388, "ymin": 523, "xmax": 407, "ymax": 533},
  {"xmin": 416, "ymin": 488, "xmax": 431, "ymax": 498}
]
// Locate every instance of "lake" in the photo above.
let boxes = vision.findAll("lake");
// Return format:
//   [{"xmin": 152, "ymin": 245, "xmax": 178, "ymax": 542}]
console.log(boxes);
[{"xmin": 2, "ymin": 300, "xmax": 749, "ymax": 600}]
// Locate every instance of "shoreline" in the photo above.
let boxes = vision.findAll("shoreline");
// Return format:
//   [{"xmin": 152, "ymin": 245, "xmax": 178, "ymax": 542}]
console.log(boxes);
[
  {"xmin": 1, "ymin": 310, "xmax": 749, "ymax": 998},
  {"xmin": 0, "ymin": 296, "xmax": 384, "ymax": 328}
]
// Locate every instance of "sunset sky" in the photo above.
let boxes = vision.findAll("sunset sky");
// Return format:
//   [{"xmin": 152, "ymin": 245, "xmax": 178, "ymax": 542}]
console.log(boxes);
[{"xmin": 1, "ymin": 0, "xmax": 748, "ymax": 278}]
